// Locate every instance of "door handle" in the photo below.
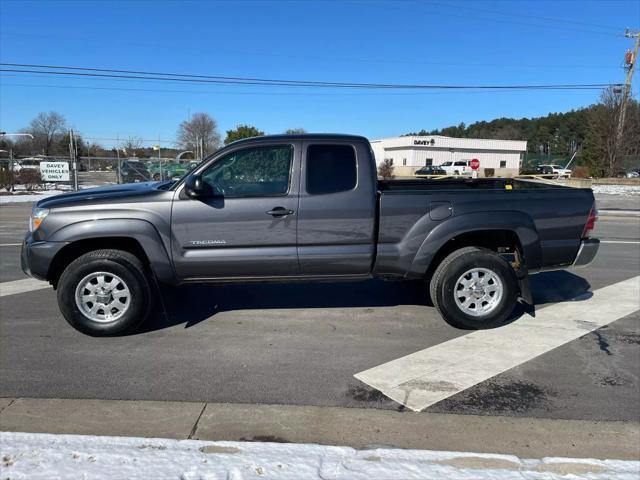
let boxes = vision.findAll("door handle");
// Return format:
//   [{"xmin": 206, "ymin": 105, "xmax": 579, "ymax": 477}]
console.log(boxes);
[{"xmin": 266, "ymin": 207, "xmax": 294, "ymax": 218}]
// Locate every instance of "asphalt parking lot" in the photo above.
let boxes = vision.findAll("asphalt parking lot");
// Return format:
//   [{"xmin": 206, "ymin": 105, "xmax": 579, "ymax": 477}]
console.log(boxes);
[{"xmin": 0, "ymin": 201, "xmax": 638, "ymax": 423}]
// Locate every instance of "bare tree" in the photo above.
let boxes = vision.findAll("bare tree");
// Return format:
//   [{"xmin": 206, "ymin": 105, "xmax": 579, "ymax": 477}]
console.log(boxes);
[
  {"xmin": 581, "ymin": 88, "xmax": 639, "ymax": 177},
  {"xmin": 120, "ymin": 136, "xmax": 144, "ymax": 157},
  {"xmin": 377, "ymin": 159, "xmax": 395, "ymax": 179},
  {"xmin": 26, "ymin": 111, "xmax": 67, "ymax": 156},
  {"xmin": 177, "ymin": 113, "xmax": 221, "ymax": 157}
]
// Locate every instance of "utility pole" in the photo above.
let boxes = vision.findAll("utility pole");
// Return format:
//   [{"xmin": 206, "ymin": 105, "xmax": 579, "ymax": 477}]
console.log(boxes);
[
  {"xmin": 153, "ymin": 144, "xmax": 162, "ymax": 180},
  {"xmin": 116, "ymin": 146, "xmax": 121, "ymax": 184},
  {"xmin": 9, "ymin": 148, "xmax": 14, "ymax": 192},
  {"xmin": 615, "ymin": 29, "xmax": 640, "ymax": 157},
  {"xmin": 116, "ymin": 135, "xmax": 122, "ymax": 184},
  {"xmin": 69, "ymin": 129, "xmax": 79, "ymax": 190},
  {"xmin": 86, "ymin": 141, "xmax": 91, "ymax": 172}
]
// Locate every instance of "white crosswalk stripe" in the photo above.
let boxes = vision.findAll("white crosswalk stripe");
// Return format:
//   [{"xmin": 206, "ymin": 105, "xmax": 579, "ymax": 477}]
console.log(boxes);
[
  {"xmin": 0, "ymin": 278, "xmax": 51, "ymax": 297},
  {"xmin": 354, "ymin": 275, "xmax": 640, "ymax": 412},
  {"xmin": 600, "ymin": 240, "xmax": 640, "ymax": 244}
]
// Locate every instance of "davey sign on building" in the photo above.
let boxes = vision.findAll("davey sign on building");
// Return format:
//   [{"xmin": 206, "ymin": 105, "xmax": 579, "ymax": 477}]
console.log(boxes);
[{"xmin": 40, "ymin": 161, "xmax": 70, "ymax": 182}]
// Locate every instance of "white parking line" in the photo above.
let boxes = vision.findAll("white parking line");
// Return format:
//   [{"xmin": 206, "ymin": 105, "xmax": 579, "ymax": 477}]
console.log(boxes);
[
  {"xmin": 0, "ymin": 278, "xmax": 51, "ymax": 297},
  {"xmin": 598, "ymin": 209, "xmax": 640, "ymax": 217},
  {"xmin": 0, "ymin": 243, "xmax": 22, "ymax": 247},
  {"xmin": 600, "ymin": 240, "xmax": 640, "ymax": 244},
  {"xmin": 354, "ymin": 275, "xmax": 640, "ymax": 412}
]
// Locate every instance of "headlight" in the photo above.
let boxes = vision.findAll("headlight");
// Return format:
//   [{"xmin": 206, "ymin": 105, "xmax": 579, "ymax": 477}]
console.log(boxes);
[{"xmin": 30, "ymin": 207, "xmax": 49, "ymax": 232}]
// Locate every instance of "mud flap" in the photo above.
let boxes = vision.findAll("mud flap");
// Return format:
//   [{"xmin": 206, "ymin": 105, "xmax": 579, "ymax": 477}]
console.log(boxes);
[{"xmin": 517, "ymin": 267, "xmax": 534, "ymax": 314}]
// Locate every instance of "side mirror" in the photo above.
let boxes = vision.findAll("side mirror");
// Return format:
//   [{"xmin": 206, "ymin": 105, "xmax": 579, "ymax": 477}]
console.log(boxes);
[{"xmin": 184, "ymin": 174, "xmax": 208, "ymax": 198}]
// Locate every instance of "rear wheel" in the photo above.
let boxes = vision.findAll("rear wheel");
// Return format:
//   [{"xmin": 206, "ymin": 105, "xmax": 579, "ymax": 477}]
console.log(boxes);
[
  {"xmin": 430, "ymin": 247, "xmax": 519, "ymax": 329},
  {"xmin": 57, "ymin": 249, "xmax": 152, "ymax": 336}
]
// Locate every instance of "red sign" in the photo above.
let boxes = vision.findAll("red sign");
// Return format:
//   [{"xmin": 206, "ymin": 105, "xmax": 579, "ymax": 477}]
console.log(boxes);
[{"xmin": 470, "ymin": 158, "xmax": 480, "ymax": 170}]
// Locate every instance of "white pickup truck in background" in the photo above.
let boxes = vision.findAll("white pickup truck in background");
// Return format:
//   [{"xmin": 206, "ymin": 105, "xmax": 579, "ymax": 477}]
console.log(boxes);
[
  {"xmin": 439, "ymin": 160, "xmax": 472, "ymax": 176},
  {"xmin": 539, "ymin": 164, "xmax": 572, "ymax": 178}
]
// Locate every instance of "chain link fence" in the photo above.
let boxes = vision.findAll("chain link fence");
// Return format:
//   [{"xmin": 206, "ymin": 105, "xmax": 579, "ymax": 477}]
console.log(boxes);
[
  {"xmin": 522, "ymin": 153, "xmax": 640, "ymax": 178},
  {"xmin": 0, "ymin": 155, "xmax": 200, "ymax": 193}
]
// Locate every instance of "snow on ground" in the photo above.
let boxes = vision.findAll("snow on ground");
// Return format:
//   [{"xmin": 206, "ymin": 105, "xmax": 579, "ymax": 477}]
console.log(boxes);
[
  {"xmin": 0, "ymin": 184, "xmax": 107, "ymax": 204},
  {"xmin": 1, "ymin": 432, "xmax": 638, "ymax": 480},
  {"xmin": 591, "ymin": 184, "xmax": 640, "ymax": 196},
  {"xmin": 0, "ymin": 191, "xmax": 66, "ymax": 204}
]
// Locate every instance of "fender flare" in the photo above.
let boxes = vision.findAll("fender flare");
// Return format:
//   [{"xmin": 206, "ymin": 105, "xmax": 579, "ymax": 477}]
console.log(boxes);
[
  {"xmin": 48, "ymin": 218, "xmax": 176, "ymax": 284},
  {"xmin": 407, "ymin": 210, "xmax": 542, "ymax": 278}
]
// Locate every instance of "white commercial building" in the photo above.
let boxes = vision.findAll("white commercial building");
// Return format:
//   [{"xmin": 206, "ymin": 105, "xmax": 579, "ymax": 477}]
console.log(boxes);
[{"xmin": 371, "ymin": 135, "xmax": 527, "ymax": 177}]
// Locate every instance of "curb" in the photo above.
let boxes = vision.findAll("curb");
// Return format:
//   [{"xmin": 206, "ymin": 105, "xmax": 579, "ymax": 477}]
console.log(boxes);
[{"xmin": 1, "ymin": 398, "xmax": 639, "ymax": 460}]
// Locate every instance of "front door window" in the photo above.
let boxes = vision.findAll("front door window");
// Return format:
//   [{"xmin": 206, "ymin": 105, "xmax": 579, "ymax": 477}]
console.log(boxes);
[{"xmin": 202, "ymin": 145, "xmax": 293, "ymax": 197}]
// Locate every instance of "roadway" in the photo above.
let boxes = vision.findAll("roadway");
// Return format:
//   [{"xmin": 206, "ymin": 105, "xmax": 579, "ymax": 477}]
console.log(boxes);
[{"xmin": 0, "ymin": 201, "xmax": 638, "ymax": 423}]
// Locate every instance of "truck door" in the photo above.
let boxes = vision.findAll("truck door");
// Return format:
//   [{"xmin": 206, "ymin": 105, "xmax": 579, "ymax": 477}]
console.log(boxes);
[
  {"xmin": 171, "ymin": 142, "xmax": 300, "ymax": 279},
  {"xmin": 297, "ymin": 140, "xmax": 377, "ymax": 275}
]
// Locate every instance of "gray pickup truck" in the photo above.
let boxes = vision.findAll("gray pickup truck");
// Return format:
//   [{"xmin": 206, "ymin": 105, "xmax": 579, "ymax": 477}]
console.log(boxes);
[{"xmin": 21, "ymin": 134, "xmax": 599, "ymax": 336}]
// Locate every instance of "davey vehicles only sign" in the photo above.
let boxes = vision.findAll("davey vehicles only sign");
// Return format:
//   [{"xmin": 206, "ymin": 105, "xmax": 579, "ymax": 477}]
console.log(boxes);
[{"xmin": 40, "ymin": 161, "xmax": 70, "ymax": 182}]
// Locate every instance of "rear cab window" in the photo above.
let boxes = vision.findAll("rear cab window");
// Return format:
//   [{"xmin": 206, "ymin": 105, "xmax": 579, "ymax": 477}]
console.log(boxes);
[{"xmin": 306, "ymin": 144, "xmax": 357, "ymax": 195}]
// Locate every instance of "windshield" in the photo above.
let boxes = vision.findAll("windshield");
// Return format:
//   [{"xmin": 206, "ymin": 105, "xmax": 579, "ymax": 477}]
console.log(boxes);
[{"xmin": 441, "ymin": 162, "xmax": 452, "ymax": 166}]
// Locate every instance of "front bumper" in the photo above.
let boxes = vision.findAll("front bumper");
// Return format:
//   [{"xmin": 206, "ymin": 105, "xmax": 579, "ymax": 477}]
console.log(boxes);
[
  {"xmin": 572, "ymin": 238, "xmax": 600, "ymax": 268},
  {"xmin": 21, "ymin": 233, "xmax": 68, "ymax": 281}
]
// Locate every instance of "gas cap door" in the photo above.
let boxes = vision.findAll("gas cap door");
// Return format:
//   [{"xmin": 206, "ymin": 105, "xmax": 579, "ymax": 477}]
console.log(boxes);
[{"xmin": 429, "ymin": 201, "xmax": 453, "ymax": 221}]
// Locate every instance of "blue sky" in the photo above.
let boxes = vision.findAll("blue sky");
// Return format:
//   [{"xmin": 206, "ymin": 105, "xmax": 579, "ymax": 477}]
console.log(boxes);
[{"xmin": 0, "ymin": 0, "xmax": 638, "ymax": 147}]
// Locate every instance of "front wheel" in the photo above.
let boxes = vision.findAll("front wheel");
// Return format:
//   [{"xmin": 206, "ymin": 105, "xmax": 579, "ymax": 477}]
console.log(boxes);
[
  {"xmin": 430, "ymin": 247, "xmax": 519, "ymax": 329},
  {"xmin": 57, "ymin": 249, "xmax": 152, "ymax": 336}
]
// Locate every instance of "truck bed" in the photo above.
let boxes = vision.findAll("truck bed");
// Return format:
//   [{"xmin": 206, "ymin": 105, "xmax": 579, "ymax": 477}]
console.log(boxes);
[{"xmin": 374, "ymin": 177, "xmax": 595, "ymax": 277}]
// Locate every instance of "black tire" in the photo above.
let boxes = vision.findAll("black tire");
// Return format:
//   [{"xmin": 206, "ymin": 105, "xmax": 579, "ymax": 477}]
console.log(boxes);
[
  {"xmin": 57, "ymin": 249, "xmax": 152, "ymax": 336},
  {"xmin": 429, "ymin": 246, "xmax": 519, "ymax": 329}
]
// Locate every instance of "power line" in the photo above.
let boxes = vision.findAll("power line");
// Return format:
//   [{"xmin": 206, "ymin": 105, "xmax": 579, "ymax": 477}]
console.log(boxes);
[
  {"xmin": 153, "ymin": 0, "xmax": 630, "ymax": 36},
  {"xmin": 424, "ymin": 1, "xmax": 624, "ymax": 33},
  {"xmin": 0, "ymin": 82, "xmax": 609, "ymax": 97},
  {"xmin": 0, "ymin": 63, "xmax": 622, "ymax": 90},
  {"xmin": 337, "ymin": 0, "xmax": 627, "ymax": 37}
]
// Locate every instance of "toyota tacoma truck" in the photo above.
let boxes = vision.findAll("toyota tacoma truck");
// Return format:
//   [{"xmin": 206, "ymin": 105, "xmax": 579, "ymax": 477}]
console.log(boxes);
[{"xmin": 21, "ymin": 134, "xmax": 599, "ymax": 336}]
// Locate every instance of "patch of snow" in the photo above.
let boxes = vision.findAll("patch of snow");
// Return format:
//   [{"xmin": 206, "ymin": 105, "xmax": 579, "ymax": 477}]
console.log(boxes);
[
  {"xmin": 0, "ymin": 190, "xmax": 67, "ymax": 204},
  {"xmin": 592, "ymin": 184, "xmax": 640, "ymax": 196},
  {"xmin": 1, "ymin": 432, "xmax": 638, "ymax": 480},
  {"xmin": 80, "ymin": 183, "xmax": 112, "ymax": 189},
  {"xmin": 0, "ymin": 184, "xmax": 114, "ymax": 204}
]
